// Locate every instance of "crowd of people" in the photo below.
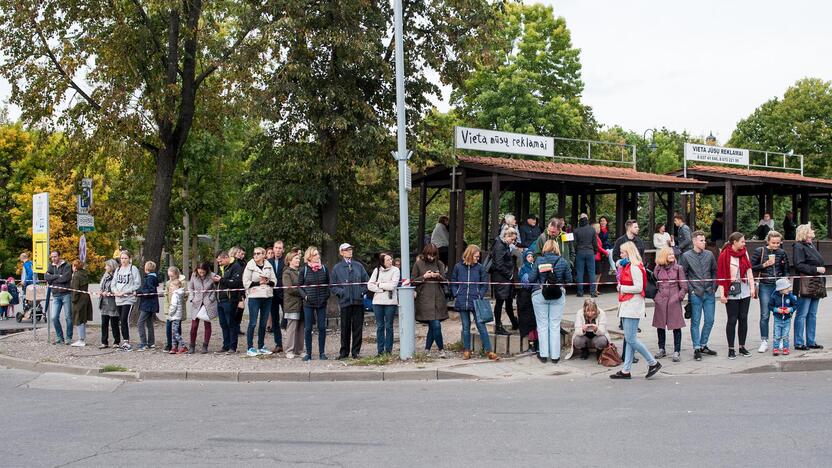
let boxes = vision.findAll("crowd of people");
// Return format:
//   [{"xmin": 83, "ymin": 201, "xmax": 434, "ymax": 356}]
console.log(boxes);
[{"xmin": 4, "ymin": 211, "xmax": 826, "ymax": 376}]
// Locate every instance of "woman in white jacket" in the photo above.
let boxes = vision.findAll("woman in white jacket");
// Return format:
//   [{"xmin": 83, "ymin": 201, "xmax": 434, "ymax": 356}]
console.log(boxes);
[
  {"xmin": 367, "ymin": 252, "xmax": 400, "ymax": 356},
  {"xmin": 242, "ymin": 247, "xmax": 277, "ymax": 357},
  {"xmin": 611, "ymin": 242, "xmax": 661, "ymax": 380},
  {"xmin": 112, "ymin": 251, "xmax": 141, "ymax": 350}
]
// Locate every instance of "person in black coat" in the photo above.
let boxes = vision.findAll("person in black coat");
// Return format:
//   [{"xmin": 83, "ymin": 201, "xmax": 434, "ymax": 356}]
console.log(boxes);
[
  {"xmin": 792, "ymin": 224, "xmax": 826, "ymax": 350},
  {"xmin": 214, "ymin": 250, "xmax": 244, "ymax": 353},
  {"xmin": 491, "ymin": 227, "xmax": 518, "ymax": 335},
  {"xmin": 267, "ymin": 240, "xmax": 286, "ymax": 352}
]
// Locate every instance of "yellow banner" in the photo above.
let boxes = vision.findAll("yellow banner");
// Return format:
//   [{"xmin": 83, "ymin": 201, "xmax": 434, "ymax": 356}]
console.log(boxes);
[{"xmin": 33, "ymin": 232, "xmax": 49, "ymax": 274}]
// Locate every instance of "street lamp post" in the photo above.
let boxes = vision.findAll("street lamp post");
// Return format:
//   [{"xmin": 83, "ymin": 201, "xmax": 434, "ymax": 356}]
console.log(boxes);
[{"xmin": 393, "ymin": 0, "xmax": 416, "ymax": 360}]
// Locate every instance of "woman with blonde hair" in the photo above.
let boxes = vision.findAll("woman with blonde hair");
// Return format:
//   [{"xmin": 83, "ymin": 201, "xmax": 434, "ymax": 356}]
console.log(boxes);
[
  {"xmin": 611, "ymin": 242, "xmax": 661, "ymax": 379},
  {"xmin": 527, "ymin": 239, "xmax": 572, "ymax": 363},
  {"xmin": 299, "ymin": 246, "xmax": 330, "ymax": 361},
  {"xmin": 450, "ymin": 245, "xmax": 499, "ymax": 360},
  {"xmin": 792, "ymin": 223, "xmax": 825, "ymax": 350},
  {"xmin": 652, "ymin": 247, "xmax": 687, "ymax": 362}
]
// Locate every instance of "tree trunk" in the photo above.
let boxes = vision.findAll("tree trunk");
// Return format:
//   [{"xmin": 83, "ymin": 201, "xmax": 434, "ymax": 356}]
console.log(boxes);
[
  {"xmin": 142, "ymin": 147, "xmax": 178, "ymax": 266},
  {"xmin": 321, "ymin": 185, "xmax": 340, "ymax": 267}
]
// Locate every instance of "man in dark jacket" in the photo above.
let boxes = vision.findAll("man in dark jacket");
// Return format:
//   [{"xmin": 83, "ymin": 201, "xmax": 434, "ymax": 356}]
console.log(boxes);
[
  {"xmin": 518, "ymin": 214, "xmax": 541, "ymax": 248},
  {"xmin": 214, "ymin": 250, "xmax": 244, "ymax": 353},
  {"xmin": 673, "ymin": 214, "xmax": 693, "ymax": 254},
  {"xmin": 573, "ymin": 214, "xmax": 599, "ymax": 297},
  {"xmin": 612, "ymin": 220, "xmax": 645, "ymax": 264},
  {"xmin": 136, "ymin": 261, "xmax": 160, "ymax": 350},
  {"xmin": 44, "ymin": 251, "xmax": 73, "ymax": 344},
  {"xmin": 491, "ymin": 229, "xmax": 518, "ymax": 335},
  {"xmin": 268, "ymin": 240, "xmax": 286, "ymax": 353},
  {"xmin": 330, "ymin": 243, "xmax": 369, "ymax": 359},
  {"xmin": 750, "ymin": 230, "xmax": 790, "ymax": 353}
]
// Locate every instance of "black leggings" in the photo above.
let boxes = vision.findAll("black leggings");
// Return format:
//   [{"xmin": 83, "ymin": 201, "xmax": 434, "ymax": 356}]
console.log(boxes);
[
  {"xmin": 494, "ymin": 297, "xmax": 517, "ymax": 328},
  {"xmin": 101, "ymin": 315, "xmax": 121, "ymax": 346},
  {"xmin": 117, "ymin": 304, "xmax": 132, "ymax": 342},
  {"xmin": 657, "ymin": 328, "xmax": 682, "ymax": 353},
  {"xmin": 726, "ymin": 297, "xmax": 750, "ymax": 349}
]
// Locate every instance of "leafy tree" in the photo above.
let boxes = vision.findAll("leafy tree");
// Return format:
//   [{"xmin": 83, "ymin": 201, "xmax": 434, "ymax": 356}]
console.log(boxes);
[{"xmin": 0, "ymin": 0, "xmax": 287, "ymax": 266}]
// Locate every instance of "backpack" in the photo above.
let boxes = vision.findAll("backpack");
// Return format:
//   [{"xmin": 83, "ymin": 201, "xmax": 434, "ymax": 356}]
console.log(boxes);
[
  {"xmin": 8, "ymin": 283, "xmax": 19, "ymax": 305},
  {"xmin": 482, "ymin": 252, "xmax": 494, "ymax": 273},
  {"xmin": 644, "ymin": 268, "xmax": 658, "ymax": 299},
  {"xmin": 366, "ymin": 268, "xmax": 378, "ymax": 300},
  {"xmin": 541, "ymin": 257, "xmax": 563, "ymax": 300}
]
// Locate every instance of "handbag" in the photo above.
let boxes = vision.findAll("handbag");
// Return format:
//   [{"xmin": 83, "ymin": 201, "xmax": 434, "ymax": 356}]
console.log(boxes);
[
  {"xmin": 441, "ymin": 282, "xmax": 454, "ymax": 302},
  {"xmin": 684, "ymin": 301, "xmax": 692, "ymax": 319},
  {"xmin": 541, "ymin": 257, "xmax": 563, "ymax": 300},
  {"xmin": 196, "ymin": 305, "xmax": 210, "ymax": 322},
  {"xmin": 474, "ymin": 299, "xmax": 493, "ymax": 323},
  {"xmin": 728, "ymin": 263, "xmax": 742, "ymax": 297},
  {"xmin": 799, "ymin": 275, "xmax": 827, "ymax": 298},
  {"xmin": 644, "ymin": 268, "xmax": 658, "ymax": 299},
  {"xmin": 598, "ymin": 342, "xmax": 623, "ymax": 367}
]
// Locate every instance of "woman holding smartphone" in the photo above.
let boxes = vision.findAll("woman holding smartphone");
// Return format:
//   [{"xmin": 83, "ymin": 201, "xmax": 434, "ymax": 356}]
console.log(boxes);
[{"xmin": 413, "ymin": 243, "xmax": 449, "ymax": 357}]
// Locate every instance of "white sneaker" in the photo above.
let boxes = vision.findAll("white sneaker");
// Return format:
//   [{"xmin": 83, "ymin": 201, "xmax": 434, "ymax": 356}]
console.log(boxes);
[
  {"xmin": 758, "ymin": 339, "xmax": 768, "ymax": 353},
  {"xmin": 438, "ymin": 350, "xmax": 447, "ymax": 359},
  {"xmin": 258, "ymin": 348, "xmax": 273, "ymax": 355},
  {"xmin": 286, "ymin": 352, "xmax": 296, "ymax": 359},
  {"xmin": 70, "ymin": 340, "xmax": 86, "ymax": 347},
  {"xmin": 246, "ymin": 348, "xmax": 260, "ymax": 357}
]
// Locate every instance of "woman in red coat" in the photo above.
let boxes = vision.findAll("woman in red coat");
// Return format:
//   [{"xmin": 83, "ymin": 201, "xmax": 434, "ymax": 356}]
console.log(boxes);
[{"xmin": 652, "ymin": 247, "xmax": 687, "ymax": 362}]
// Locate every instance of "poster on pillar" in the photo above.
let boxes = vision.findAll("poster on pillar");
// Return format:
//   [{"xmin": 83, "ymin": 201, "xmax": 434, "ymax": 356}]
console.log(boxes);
[
  {"xmin": 684, "ymin": 143, "xmax": 749, "ymax": 166},
  {"xmin": 455, "ymin": 127, "xmax": 554, "ymax": 158}
]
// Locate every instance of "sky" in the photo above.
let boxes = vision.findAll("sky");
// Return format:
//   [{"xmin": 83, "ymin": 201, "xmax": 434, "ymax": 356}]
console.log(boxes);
[{"xmin": 3, "ymin": 1, "xmax": 830, "ymax": 145}]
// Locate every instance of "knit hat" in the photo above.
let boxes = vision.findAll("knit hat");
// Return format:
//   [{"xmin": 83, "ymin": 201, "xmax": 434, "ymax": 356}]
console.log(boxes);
[
  {"xmin": 775, "ymin": 278, "xmax": 791, "ymax": 292},
  {"xmin": 1, "ymin": 284, "xmax": 6, "ymax": 291}
]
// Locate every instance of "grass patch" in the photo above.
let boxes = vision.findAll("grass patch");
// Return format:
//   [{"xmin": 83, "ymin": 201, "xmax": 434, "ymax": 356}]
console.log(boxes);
[
  {"xmin": 101, "ymin": 364, "xmax": 129, "ymax": 373},
  {"xmin": 412, "ymin": 352, "xmax": 435, "ymax": 363},
  {"xmin": 348, "ymin": 354, "xmax": 395, "ymax": 366},
  {"xmin": 446, "ymin": 341, "xmax": 464, "ymax": 352}
]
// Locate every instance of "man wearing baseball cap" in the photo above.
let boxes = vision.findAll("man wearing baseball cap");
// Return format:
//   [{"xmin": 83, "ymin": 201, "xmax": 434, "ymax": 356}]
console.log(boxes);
[{"xmin": 330, "ymin": 243, "xmax": 369, "ymax": 359}]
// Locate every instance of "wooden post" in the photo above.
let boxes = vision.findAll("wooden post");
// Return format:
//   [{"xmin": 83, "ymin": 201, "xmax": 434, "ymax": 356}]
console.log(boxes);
[
  {"xmin": 454, "ymin": 170, "xmax": 466, "ymax": 265},
  {"xmin": 689, "ymin": 192, "xmax": 697, "ymax": 230},
  {"xmin": 589, "ymin": 192, "xmax": 597, "ymax": 223},
  {"xmin": 827, "ymin": 195, "xmax": 832, "ymax": 240},
  {"xmin": 725, "ymin": 180, "xmax": 735, "ymax": 235},
  {"xmin": 418, "ymin": 180, "xmax": 427, "ymax": 254},
  {"xmin": 513, "ymin": 190, "xmax": 522, "ymax": 219},
  {"xmin": 615, "ymin": 189, "xmax": 626, "ymax": 237},
  {"xmin": 539, "ymin": 192, "xmax": 547, "ymax": 222},
  {"xmin": 800, "ymin": 190, "xmax": 810, "ymax": 224},
  {"xmin": 521, "ymin": 191, "xmax": 531, "ymax": 219},
  {"xmin": 758, "ymin": 193, "xmax": 765, "ymax": 220},
  {"xmin": 647, "ymin": 192, "xmax": 656, "ymax": 238},
  {"xmin": 557, "ymin": 186, "xmax": 566, "ymax": 219},
  {"xmin": 481, "ymin": 189, "xmax": 490, "ymax": 249},
  {"xmin": 490, "ymin": 175, "xmax": 500, "ymax": 242},
  {"xmin": 792, "ymin": 193, "xmax": 798, "ymax": 218},
  {"xmin": 666, "ymin": 191, "xmax": 675, "ymax": 231},
  {"xmin": 448, "ymin": 187, "xmax": 457, "ymax": 267},
  {"xmin": 571, "ymin": 194, "xmax": 579, "ymax": 228}
]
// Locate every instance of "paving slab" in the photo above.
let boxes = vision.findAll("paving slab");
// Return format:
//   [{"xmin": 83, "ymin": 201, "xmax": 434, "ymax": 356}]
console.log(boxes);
[{"xmin": 20, "ymin": 372, "xmax": 122, "ymax": 392}]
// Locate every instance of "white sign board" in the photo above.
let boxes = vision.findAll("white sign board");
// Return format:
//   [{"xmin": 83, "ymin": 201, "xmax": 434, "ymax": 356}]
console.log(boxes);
[
  {"xmin": 77, "ymin": 213, "xmax": 95, "ymax": 232},
  {"xmin": 455, "ymin": 126, "xmax": 554, "ymax": 158},
  {"xmin": 684, "ymin": 143, "xmax": 749, "ymax": 166},
  {"xmin": 33, "ymin": 193, "xmax": 49, "ymax": 234}
]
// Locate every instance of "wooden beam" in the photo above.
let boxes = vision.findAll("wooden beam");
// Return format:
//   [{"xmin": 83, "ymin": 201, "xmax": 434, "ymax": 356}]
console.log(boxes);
[
  {"xmin": 481, "ymin": 189, "xmax": 490, "ymax": 249},
  {"xmin": 615, "ymin": 189, "xmax": 626, "ymax": 237},
  {"xmin": 490, "ymin": 174, "xmax": 500, "ymax": 243},
  {"xmin": 454, "ymin": 170, "xmax": 466, "ymax": 265},
  {"xmin": 801, "ymin": 190, "xmax": 810, "ymax": 224},
  {"xmin": 571, "ymin": 194, "xmax": 579, "ymax": 229},
  {"xmin": 418, "ymin": 180, "xmax": 427, "ymax": 254},
  {"xmin": 589, "ymin": 192, "xmax": 597, "ymax": 223},
  {"xmin": 521, "ymin": 191, "xmax": 531, "ymax": 219},
  {"xmin": 513, "ymin": 190, "xmax": 522, "ymax": 220},
  {"xmin": 689, "ymin": 191, "xmax": 697, "ymax": 230},
  {"xmin": 725, "ymin": 180, "xmax": 735, "ymax": 236},
  {"xmin": 539, "ymin": 192, "xmax": 547, "ymax": 222},
  {"xmin": 827, "ymin": 196, "xmax": 832, "ymax": 239},
  {"xmin": 448, "ymin": 187, "xmax": 457, "ymax": 268},
  {"xmin": 557, "ymin": 186, "xmax": 566, "ymax": 219},
  {"xmin": 648, "ymin": 192, "xmax": 655, "ymax": 238}
]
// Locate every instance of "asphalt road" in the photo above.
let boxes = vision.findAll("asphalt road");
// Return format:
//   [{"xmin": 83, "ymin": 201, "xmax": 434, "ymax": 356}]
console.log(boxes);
[{"xmin": 1, "ymin": 368, "xmax": 831, "ymax": 467}]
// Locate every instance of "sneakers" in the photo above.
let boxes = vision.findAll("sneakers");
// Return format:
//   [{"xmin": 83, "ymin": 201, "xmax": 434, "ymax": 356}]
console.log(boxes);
[
  {"xmin": 486, "ymin": 352, "xmax": 500, "ymax": 361},
  {"xmin": 286, "ymin": 352, "xmax": 297, "ymax": 359},
  {"xmin": 654, "ymin": 349, "xmax": 667, "ymax": 359},
  {"xmin": 53, "ymin": 339, "xmax": 65, "ymax": 345},
  {"xmin": 783, "ymin": 348, "xmax": 790, "ymax": 355},
  {"xmin": 177, "ymin": 346, "xmax": 189, "ymax": 354},
  {"xmin": 319, "ymin": 354, "xmax": 329, "ymax": 360},
  {"xmin": 302, "ymin": 354, "xmax": 311, "ymax": 362},
  {"xmin": 272, "ymin": 346, "xmax": 284, "ymax": 354},
  {"xmin": 701, "ymin": 346, "xmax": 717, "ymax": 356},
  {"xmin": 609, "ymin": 370, "xmax": 631, "ymax": 379},
  {"xmin": 672, "ymin": 352, "xmax": 681, "ymax": 362},
  {"xmin": 246, "ymin": 348, "xmax": 259, "ymax": 357},
  {"xmin": 462, "ymin": 350, "xmax": 472, "ymax": 360},
  {"xmin": 808, "ymin": 344, "xmax": 824, "ymax": 350},
  {"xmin": 169, "ymin": 347, "xmax": 177, "ymax": 355},
  {"xmin": 258, "ymin": 348, "xmax": 273, "ymax": 355},
  {"xmin": 438, "ymin": 350, "xmax": 447, "ymax": 359},
  {"xmin": 121, "ymin": 341, "xmax": 132, "ymax": 351},
  {"xmin": 70, "ymin": 340, "xmax": 86, "ymax": 347},
  {"xmin": 694, "ymin": 349, "xmax": 702, "ymax": 361},
  {"xmin": 136, "ymin": 345, "xmax": 146, "ymax": 352},
  {"xmin": 758, "ymin": 339, "xmax": 768, "ymax": 353},
  {"xmin": 728, "ymin": 349, "xmax": 737, "ymax": 360},
  {"xmin": 98, "ymin": 344, "xmax": 109, "ymax": 349},
  {"xmin": 148, "ymin": 344, "xmax": 157, "ymax": 350},
  {"xmin": 772, "ymin": 348, "xmax": 780, "ymax": 356},
  {"xmin": 646, "ymin": 361, "xmax": 662, "ymax": 379},
  {"xmin": 738, "ymin": 347, "xmax": 750, "ymax": 357}
]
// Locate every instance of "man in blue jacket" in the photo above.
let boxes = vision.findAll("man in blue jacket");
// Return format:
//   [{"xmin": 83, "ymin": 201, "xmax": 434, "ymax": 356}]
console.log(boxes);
[{"xmin": 330, "ymin": 243, "xmax": 369, "ymax": 359}]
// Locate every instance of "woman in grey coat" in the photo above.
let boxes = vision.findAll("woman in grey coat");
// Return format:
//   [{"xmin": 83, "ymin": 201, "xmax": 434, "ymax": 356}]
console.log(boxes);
[
  {"xmin": 98, "ymin": 259, "xmax": 120, "ymax": 349},
  {"xmin": 188, "ymin": 262, "xmax": 218, "ymax": 354}
]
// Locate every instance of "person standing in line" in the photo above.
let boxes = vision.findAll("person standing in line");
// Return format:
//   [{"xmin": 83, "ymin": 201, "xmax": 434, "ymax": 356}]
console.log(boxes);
[
  {"xmin": 243, "ymin": 247, "xmax": 277, "ymax": 357},
  {"xmin": 188, "ymin": 262, "xmax": 218, "ymax": 354},
  {"xmin": 491, "ymin": 227, "xmax": 518, "ymax": 335},
  {"xmin": 710, "ymin": 212, "xmax": 725, "ymax": 245},
  {"xmin": 653, "ymin": 223, "xmax": 673, "ymax": 250},
  {"xmin": 44, "ymin": 251, "xmax": 73, "ymax": 345},
  {"xmin": 163, "ymin": 266, "xmax": 183, "ymax": 352},
  {"xmin": 517, "ymin": 249, "xmax": 538, "ymax": 353},
  {"xmin": 717, "ymin": 232, "xmax": 757, "ymax": 360},
  {"xmin": 750, "ymin": 230, "xmax": 789, "ymax": 353},
  {"xmin": 230, "ymin": 246, "xmax": 247, "ymax": 336},
  {"xmin": 167, "ymin": 277, "xmax": 188, "ymax": 354},
  {"xmin": 792, "ymin": 223, "xmax": 826, "ymax": 351},
  {"xmin": 281, "ymin": 251, "xmax": 305, "ymax": 359},
  {"xmin": 19, "ymin": 252, "xmax": 35, "ymax": 290},
  {"xmin": 112, "ymin": 251, "xmax": 141, "ymax": 350},
  {"xmin": 450, "ymin": 245, "xmax": 499, "ymax": 361},
  {"xmin": 769, "ymin": 278, "xmax": 798, "ymax": 356},
  {"xmin": 527, "ymin": 239, "xmax": 572, "ymax": 364},
  {"xmin": 610, "ymin": 242, "xmax": 662, "ymax": 379},
  {"xmin": 518, "ymin": 214, "xmax": 541, "ymax": 248},
  {"xmin": 214, "ymin": 251, "xmax": 243, "ymax": 354},
  {"xmin": 652, "ymin": 247, "xmax": 687, "ymax": 362},
  {"xmin": 593, "ymin": 223, "xmax": 612, "ymax": 288},
  {"xmin": 612, "ymin": 219, "xmax": 645, "ymax": 263},
  {"xmin": 782, "ymin": 211, "xmax": 797, "ymax": 240},
  {"xmin": 331, "ymin": 243, "xmax": 369, "ymax": 360},
  {"xmin": 69, "ymin": 260, "xmax": 93, "ymax": 347},
  {"xmin": 367, "ymin": 252, "xmax": 400, "ymax": 357},
  {"xmin": 673, "ymin": 214, "xmax": 693, "ymax": 255},
  {"xmin": 598, "ymin": 216, "xmax": 613, "ymax": 250},
  {"xmin": 299, "ymin": 246, "xmax": 330, "ymax": 361},
  {"xmin": 679, "ymin": 231, "xmax": 719, "ymax": 361},
  {"xmin": 573, "ymin": 214, "xmax": 598, "ymax": 297},
  {"xmin": 98, "ymin": 259, "xmax": 120, "ymax": 349},
  {"xmin": 267, "ymin": 240, "xmax": 286, "ymax": 353},
  {"xmin": 431, "ymin": 215, "xmax": 450, "ymax": 265},
  {"xmin": 412, "ymin": 243, "xmax": 449, "ymax": 358},
  {"xmin": 136, "ymin": 261, "xmax": 160, "ymax": 351}
]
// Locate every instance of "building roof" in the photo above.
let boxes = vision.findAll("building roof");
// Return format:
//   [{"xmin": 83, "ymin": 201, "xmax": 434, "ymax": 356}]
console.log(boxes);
[
  {"xmin": 456, "ymin": 155, "xmax": 706, "ymax": 188},
  {"xmin": 683, "ymin": 165, "xmax": 832, "ymax": 190}
]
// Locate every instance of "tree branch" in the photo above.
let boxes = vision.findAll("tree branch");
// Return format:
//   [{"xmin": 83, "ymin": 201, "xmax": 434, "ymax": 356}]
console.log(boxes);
[
  {"xmin": 129, "ymin": 0, "xmax": 171, "ymax": 73},
  {"xmin": 32, "ymin": 20, "xmax": 101, "ymax": 111},
  {"xmin": 194, "ymin": 24, "xmax": 256, "ymax": 87}
]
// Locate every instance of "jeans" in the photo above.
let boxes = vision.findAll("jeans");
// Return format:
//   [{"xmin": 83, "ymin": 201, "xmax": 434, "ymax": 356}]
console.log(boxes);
[
  {"xmin": 773, "ymin": 316, "xmax": 791, "ymax": 350},
  {"xmin": 373, "ymin": 304, "xmax": 396, "ymax": 355},
  {"xmin": 117, "ymin": 304, "xmax": 132, "ymax": 342},
  {"xmin": 339, "ymin": 304, "xmax": 364, "ymax": 358},
  {"xmin": 758, "ymin": 282, "xmax": 776, "ymax": 340},
  {"xmin": 247, "ymin": 297, "xmax": 272, "ymax": 350},
  {"xmin": 303, "ymin": 305, "xmax": 327, "ymax": 357},
  {"xmin": 689, "ymin": 293, "xmax": 715, "ymax": 349},
  {"xmin": 165, "ymin": 320, "xmax": 172, "ymax": 349},
  {"xmin": 425, "ymin": 320, "xmax": 444, "ymax": 351},
  {"xmin": 725, "ymin": 297, "xmax": 750, "ymax": 349},
  {"xmin": 101, "ymin": 315, "xmax": 120, "ymax": 346},
  {"xmin": 531, "ymin": 289, "xmax": 565, "ymax": 359},
  {"xmin": 794, "ymin": 297, "xmax": 820, "ymax": 347},
  {"xmin": 170, "ymin": 320, "xmax": 186, "ymax": 348},
  {"xmin": 76, "ymin": 324, "xmax": 86, "ymax": 341},
  {"xmin": 459, "ymin": 309, "xmax": 491, "ymax": 352},
  {"xmin": 217, "ymin": 301, "xmax": 237, "ymax": 351},
  {"xmin": 271, "ymin": 298, "xmax": 283, "ymax": 347},
  {"xmin": 622, "ymin": 317, "xmax": 657, "ymax": 373},
  {"xmin": 137, "ymin": 310, "xmax": 156, "ymax": 346},
  {"xmin": 576, "ymin": 251, "xmax": 596, "ymax": 295},
  {"xmin": 657, "ymin": 328, "xmax": 682, "ymax": 353},
  {"xmin": 50, "ymin": 293, "xmax": 72, "ymax": 342}
]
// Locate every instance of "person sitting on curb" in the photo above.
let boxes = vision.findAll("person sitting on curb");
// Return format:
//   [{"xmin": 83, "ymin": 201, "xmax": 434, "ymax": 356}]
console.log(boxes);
[{"xmin": 566, "ymin": 298, "xmax": 610, "ymax": 360}]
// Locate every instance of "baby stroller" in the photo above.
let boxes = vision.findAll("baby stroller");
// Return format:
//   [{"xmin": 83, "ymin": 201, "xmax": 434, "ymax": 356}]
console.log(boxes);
[{"xmin": 16, "ymin": 284, "xmax": 47, "ymax": 323}]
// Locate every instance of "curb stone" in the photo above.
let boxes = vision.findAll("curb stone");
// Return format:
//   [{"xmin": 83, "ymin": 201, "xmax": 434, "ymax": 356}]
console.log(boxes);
[
  {"xmin": 35, "ymin": 361, "xmax": 98, "ymax": 376},
  {"xmin": 186, "ymin": 370, "xmax": 239, "ymax": 382},
  {"xmin": 140, "ymin": 369, "xmax": 187, "ymax": 380},
  {"xmin": 437, "ymin": 370, "xmax": 478, "ymax": 380},
  {"xmin": 382, "ymin": 369, "xmax": 438, "ymax": 381},
  {"xmin": 100, "ymin": 371, "xmax": 140, "ymax": 381},
  {"xmin": 780, "ymin": 358, "xmax": 832, "ymax": 373},
  {"xmin": 310, "ymin": 371, "xmax": 384, "ymax": 382},
  {"xmin": 238, "ymin": 371, "xmax": 311, "ymax": 382}
]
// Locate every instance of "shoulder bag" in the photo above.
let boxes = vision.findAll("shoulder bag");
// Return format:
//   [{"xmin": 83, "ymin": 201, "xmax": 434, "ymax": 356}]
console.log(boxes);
[
  {"xmin": 598, "ymin": 342, "xmax": 623, "ymax": 367},
  {"xmin": 474, "ymin": 299, "xmax": 494, "ymax": 323}
]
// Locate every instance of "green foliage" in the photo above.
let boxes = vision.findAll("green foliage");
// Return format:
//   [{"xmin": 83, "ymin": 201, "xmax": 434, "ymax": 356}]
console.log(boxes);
[
  {"xmin": 100, "ymin": 364, "xmax": 129, "ymax": 373},
  {"xmin": 348, "ymin": 354, "xmax": 395, "ymax": 366}
]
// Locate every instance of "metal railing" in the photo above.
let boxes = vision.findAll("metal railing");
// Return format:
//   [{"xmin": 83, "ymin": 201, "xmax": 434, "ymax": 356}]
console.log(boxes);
[{"xmin": 550, "ymin": 136, "xmax": 636, "ymax": 168}]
